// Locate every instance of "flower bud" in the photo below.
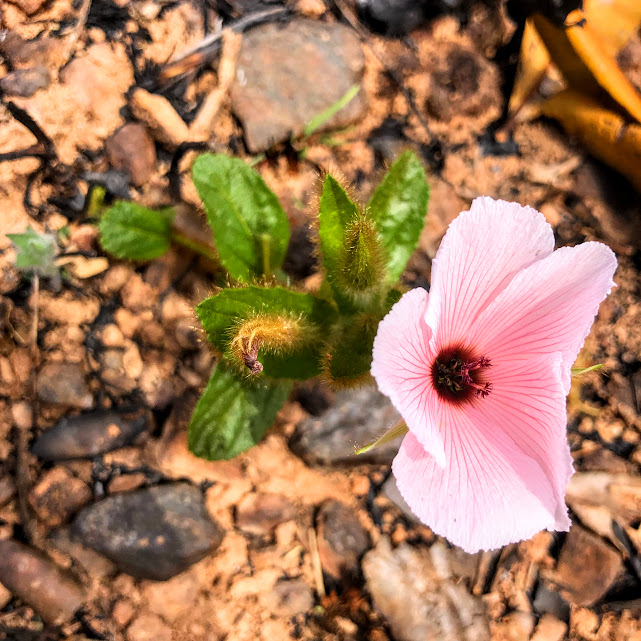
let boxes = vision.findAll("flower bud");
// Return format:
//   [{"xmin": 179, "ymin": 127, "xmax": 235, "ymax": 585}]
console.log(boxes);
[
  {"xmin": 336, "ymin": 215, "xmax": 387, "ymax": 299},
  {"xmin": 229, "ymin": 313, "xmax": 308, "ymax": 374}
]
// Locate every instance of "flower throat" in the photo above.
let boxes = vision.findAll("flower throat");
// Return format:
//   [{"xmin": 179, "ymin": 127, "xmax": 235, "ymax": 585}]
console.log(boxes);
[{"xmin": 432, "ymin": 349, "xmax": 492, "ymax": 404}]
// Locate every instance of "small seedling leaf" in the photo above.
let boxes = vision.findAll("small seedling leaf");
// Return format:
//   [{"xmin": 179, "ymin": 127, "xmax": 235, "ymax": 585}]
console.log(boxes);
[
  {"xmin": 7, "ymin": 226, "xmax": 58, "ymax": 277},
  {"xmin": 99, "ymin": 202, "xmax": 174, "ymax": 261}
]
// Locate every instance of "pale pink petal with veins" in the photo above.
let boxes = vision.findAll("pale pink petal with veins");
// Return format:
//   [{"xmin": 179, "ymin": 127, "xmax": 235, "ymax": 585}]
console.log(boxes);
[{"xmin": 372, "ymin": 197, "xmax": 617, "ymax": 552}]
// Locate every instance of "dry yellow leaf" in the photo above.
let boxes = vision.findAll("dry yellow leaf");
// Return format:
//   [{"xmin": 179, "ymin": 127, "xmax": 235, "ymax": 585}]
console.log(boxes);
[
  {"xmin": 584, "ymin": 0, "xmax": 641, "ymax": 56},
  {"xmin": 509, "ymin": 1, "xmax": 641, "ymax": 121},
  {"xmin": 542, "ymin": 89, "xmax": 641, "ymax": 192},
  {"xmin": 562, "ymin": 9, "xmax": 641, "ymax": 123}
]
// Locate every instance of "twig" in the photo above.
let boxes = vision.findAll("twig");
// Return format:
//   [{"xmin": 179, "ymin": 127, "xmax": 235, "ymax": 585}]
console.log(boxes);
[
  {"xmin": 59, "ymin": 0, "xmax": 92, "ymax": 70},
  {"xmin": 308, "ymin": 527, "xmax": 326, "ymax": 599},
  {"xmin": 3, "ymin": 102, "xmax": 56, "ymax": 159},
  {"xmin": 158, "ymin": 6, "xmax": 289, "ymax": 83},
  {"xmin": 188, "ymin": 29, "xmax": 243, "ymax": 141},
  {"xmin": 15, "ymin": 274, "xmax": 40, "ymax": 546}
]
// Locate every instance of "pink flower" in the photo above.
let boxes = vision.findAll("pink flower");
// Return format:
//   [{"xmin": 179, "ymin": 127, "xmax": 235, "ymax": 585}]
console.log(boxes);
[{"xmin": 371, "ymin": 197, "xmax": 617, "ymax": 552}]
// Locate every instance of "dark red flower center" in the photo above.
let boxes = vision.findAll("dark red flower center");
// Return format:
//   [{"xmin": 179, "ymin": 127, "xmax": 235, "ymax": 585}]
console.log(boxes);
[{"xmin": 432, "ymin": 347, "xmax": 492, "ymax": 404}]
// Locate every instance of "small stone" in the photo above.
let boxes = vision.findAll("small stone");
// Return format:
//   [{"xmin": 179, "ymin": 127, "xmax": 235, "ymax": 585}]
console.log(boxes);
[
  {"xmin": 380, "ymin": 476, "xmax": 418, "ymax": 522},
  {"xmin": 316, "ymin": 500, "xmax": 370, "ymax": 579},
  {"xmin": 100, "ymin": 324, "xmax": 125, "ymax": 347},
  {"xmin": 121, "ymin": 273, "xmax": 156, "ymax": 312},
  {"xmin": 236, "ymin": 493, "xmax": 296, "ymax": 536},
  {"xmin": 72, "ymin": 483, "xmax": 224, "ymax": 580},
  {"xmin": 59, "ymin": 43, "xmax": 133, "ymax": 129},
  {"xmin": 0, "ymin": 476, "xmax": 16, "ymax": 508},
  {"xmin": 259, "ymin": 578, "xmax": 314, "ymax": 616},
  {"xmin": 291, "ymin": 386, "xmax": 402, "ymax": 465},
  {"xmin": 492, "ymin": 612, "xmax": 535, "ymax": 641},
  {"xmin": 296, "ymin": 0, "xmax": 326, "ymax": 17},
  {"xmin": 100, "ymin": 348, "xmax": 137, "ymax": 393},
  {"xmin": 554, "ymin": 525, "xmax": 623, "ymax": 606},
  {"xmin": 578, "ymin": 448, "xmax": 636, "ymax": 474},
  {"xmin": 0, "ymin": 32, "xmax": 63, "ymax": 69},
  {"xmin": 0, "ymin": 582, "xmax": 11, "ymax": 609},
  {"xmin": 127, "ymin": 613, "xmax": 172, "ymax": 641},
  {"xmin": 37, "ymin": 362, "xmax": 93, "ymax": 408},
  {"xmin": 108, "ymin": 473, "xmax": 147, "ymax": 494},
  {"xmin": 112, "ymin": 600, "xmax": 136, "ymax": 628},
  {"xmin": 531, "ymin": 614, "xmax": 568, "ymax": 641},
  {"xmin": 0, "ymin": 539, "xmax": 84, "ymax": 625},
  {"xmin": 11, "ymin": 400, "xmax": 32, "ymax": 429},
  {"xmin": 0, "ymin": 66, "xmax": 51, "ymax": 97},
  {"xmin": 32, "ymin": 408, "xmax": 150, "ymax": 460},
  {"xmin": 29, "ymin": 467, "xmax": 92, "ymax": 527},
  {"xmin": 363, "ymin": 538, "xmax": 490, "ymax": 641},
  {"xmin": 566, "ymin": 472, "xmax": 641, "ymax": 523},
  {"xmin": 106, "ymin": 123, "xmax": 157, "ymax": 186},
  {"xmin": 48, "ymin": 527, "xmax": 116, "ymax": 578},
  {"xmin": 161, "ymin": 292, "xmax": 193, "ymax": 325},
  {"xmin": 7, "ymin": 0, "xmax": 47, "ymax": 14},
  {"xmin": 130, "ymin": 88, "xmax": 190, "ymax": 148},
  {"xmin": 122, "ymin": 342, "xmax": 144, "ymax": 379},
  {"xmin": 231, "ymin": 19, "xmax": 366, "ymax": 152},
  {"xmin": 532, "ymin": 581, "xmax": 570, "ymax": 621},
  {"xmin": 143, "ymin": 571, "xmax": 198, "ymax": 622}
]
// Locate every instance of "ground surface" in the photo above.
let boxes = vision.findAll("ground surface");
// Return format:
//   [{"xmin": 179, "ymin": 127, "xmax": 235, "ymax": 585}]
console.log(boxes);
[{"xmin": 2, "ymin": 1, "xmax": 641, "ymax": 640}]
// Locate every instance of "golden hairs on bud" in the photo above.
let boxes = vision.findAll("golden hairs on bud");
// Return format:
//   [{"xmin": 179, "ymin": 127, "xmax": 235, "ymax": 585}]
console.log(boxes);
[
  {"xmin": 336, "ymin": 215, "xmax": 387, "ymax": 299},
  {"xmin": 229, "ymin": 312, "xmax": 312, "ymax": 375}
]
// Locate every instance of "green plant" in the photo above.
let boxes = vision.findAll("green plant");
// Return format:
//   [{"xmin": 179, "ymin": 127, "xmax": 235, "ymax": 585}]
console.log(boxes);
[{"xmin": 97, "ymin": 151, "xmax": 430, "ymax": 460}]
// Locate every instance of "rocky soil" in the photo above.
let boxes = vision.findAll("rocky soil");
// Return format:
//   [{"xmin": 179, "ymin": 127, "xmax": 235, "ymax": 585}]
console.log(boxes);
[{"xmin": 2, "ymin": 0, "xmax": 641, "ymax": 640}]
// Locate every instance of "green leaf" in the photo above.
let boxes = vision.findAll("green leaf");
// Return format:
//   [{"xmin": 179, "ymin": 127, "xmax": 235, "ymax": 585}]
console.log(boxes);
[
  {"xmin": 368, "ymin": 151, "xmax": 430, "ymax": 281},
  {"xmin": 192, "ymin": 154, "xmax": 290, "ymax": 281},
  {"xmin": 197, "ymin": 286, "xmax": 336, "ymax": 380},
  {"xmin": 303, "ymin": 84, "xmax": 360, "ymax": 138},
  {"xmin": 99, "ymin": 202, "xmax": 174, "ymax": 261},
  {"xmin": 7, "ymin": 226, "xmax": 58, "ymax": 277},
  {"xmin": 189, "ymin": 361, "xmax": 292, "ymax": 460},
  {"xmin": 355, "ymin": 421, "xmax": 408, "ymax": 455},
  {"xmin": 318, "ymin": 175, "xmax": 360, "ymax": 308},
  {"xmin": 571, "ymin": 363, "xmax": 604, "ymax": 376}
]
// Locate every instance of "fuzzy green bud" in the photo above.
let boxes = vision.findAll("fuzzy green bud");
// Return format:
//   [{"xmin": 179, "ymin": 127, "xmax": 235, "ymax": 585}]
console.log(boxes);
[
  {"xmin": 229, "ymin": 312, "xmax": 312, "ymax": 375},
  {"xmin": 336, "ymin": 215, "xmax": 387, "ymax": 298}
]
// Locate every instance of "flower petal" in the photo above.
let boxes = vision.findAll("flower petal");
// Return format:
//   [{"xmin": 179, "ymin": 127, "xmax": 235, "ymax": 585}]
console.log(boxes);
[
  {"xmin": 371, "ymin": 288, "xmax": 445, "ymax": 466},
  {"xmin": 392, "ymin": 357, "xmax": 572, "ymax": 552},
  {"xmin": 474, "ymin": 241, "xmax": 617, "ymax": 393},
  {"xmin": 426, "ymin": 197, "xmax": 554, "ymax": 351}
]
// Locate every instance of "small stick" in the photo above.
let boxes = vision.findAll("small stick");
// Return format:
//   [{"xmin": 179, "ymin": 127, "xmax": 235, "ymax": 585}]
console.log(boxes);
[
  {"xmin": 308, "ymin": 527, "xmax": 326, "ymax": 599},
  {"xmin": 159, "ymin": 6, "xmax": 288, "ymax": 82},
  {"xmin": 189, "ymin": 29, "xmax": 243, "ymax": 141},
  {"xmin": 15, "ymin": 274, "xmax": 40, "ymax": 546},
  {"xmin": 59, "ymin": 0, "xmax": 92, "ymax": 70}
]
